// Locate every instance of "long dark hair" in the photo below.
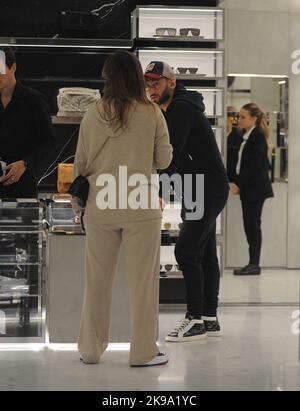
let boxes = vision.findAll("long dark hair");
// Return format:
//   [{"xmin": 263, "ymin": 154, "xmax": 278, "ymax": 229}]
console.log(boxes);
[
  {"xmin": 242, "ymin": 103, "xmax": 269, "ymax": 142},
  {"xmin": 101, "ymin": 51, "xmax": 151, "ymax": 131}
]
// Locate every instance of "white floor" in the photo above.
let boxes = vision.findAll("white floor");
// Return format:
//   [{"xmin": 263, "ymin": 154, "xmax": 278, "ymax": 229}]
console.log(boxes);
[
  {"xmin": 0, "ymin": 306, "xmax": 299, "ymax": 391},
  {"xmin": 220, "ymin": 269, "xmax": 299, "ymax": 304}
]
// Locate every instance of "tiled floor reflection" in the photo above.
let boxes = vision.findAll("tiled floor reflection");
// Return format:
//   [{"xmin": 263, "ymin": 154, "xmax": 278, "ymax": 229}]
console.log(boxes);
[
  {"xmin": 220, "ymin": 269, "xmax": 299, "ymax": 304},
  {"xmin": 0, "ymin": 307, "xmax": 299, "ymax": 391}
]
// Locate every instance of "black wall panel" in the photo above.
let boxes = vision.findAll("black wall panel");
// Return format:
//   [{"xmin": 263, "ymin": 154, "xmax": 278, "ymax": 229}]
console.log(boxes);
[
  {"xmin": 0, "ymin": 0, "xmax": 133, "ymax": 39},
  {"xmin": 0, "ymin": 0, "xmax": 217, "ymax": 39},
  {"xmin": 1, "ymin": 0, "xmax": 218, "ymax": 192}
]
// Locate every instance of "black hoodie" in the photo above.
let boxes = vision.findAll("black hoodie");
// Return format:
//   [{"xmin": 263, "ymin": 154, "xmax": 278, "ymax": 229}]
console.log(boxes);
[{"xmin": 161, "ymin": 83, "xmax": 229, "ymax": 198}]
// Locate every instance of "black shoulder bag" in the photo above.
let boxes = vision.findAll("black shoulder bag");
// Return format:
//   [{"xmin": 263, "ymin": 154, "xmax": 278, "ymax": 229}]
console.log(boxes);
[
  {"xmin": 68, "ymin": 135, "xmax": 110, "ymax": 208},
  {"xmin": 68, "ymin": 175, "xmax": 89, "ymax": 207}
]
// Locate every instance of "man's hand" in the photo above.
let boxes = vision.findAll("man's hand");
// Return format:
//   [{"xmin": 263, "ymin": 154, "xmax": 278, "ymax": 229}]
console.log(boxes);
[
  {"xmin": 2, "ymin": 161, "xmax": 26, "ymax": 186},
  {"xmin": 230, "ymin": 184, "xmax": 240, "ymax": 196}
]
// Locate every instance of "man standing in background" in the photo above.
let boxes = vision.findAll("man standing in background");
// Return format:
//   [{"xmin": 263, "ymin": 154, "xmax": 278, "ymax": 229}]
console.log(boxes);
[{"xmin": 0, "ymin": 47, "xmax": 55, "ymax": 198}]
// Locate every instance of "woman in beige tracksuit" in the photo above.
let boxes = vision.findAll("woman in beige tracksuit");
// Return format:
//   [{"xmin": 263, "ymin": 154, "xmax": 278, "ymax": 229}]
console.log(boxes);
[{"xmin": 73, "ymin": 51, "xmax": 172, "ymax": 366}]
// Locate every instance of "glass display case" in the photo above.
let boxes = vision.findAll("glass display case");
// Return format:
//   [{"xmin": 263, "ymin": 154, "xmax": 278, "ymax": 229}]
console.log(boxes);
[
  {"xmin": 132, "ymin": 6, "xmax": 224, "ymax": 42},
  {"xmin": 0, "ymin": 200, "xmax": 44, "ymax": 340},
  {"xmin": 137, "ymin": 48, "xmax": 224, "ymax": 80},
  {"xmin": 46, "ymin": 199, "xmax": 83, "ymax": 235},
  {"xmin": 187, "ymin": 87, "xmax": 224, "ymax": 118}
]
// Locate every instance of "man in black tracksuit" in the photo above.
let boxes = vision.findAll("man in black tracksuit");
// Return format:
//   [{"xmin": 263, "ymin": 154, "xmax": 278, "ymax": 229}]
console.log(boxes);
[{"xmin": 145, "ymin": 61, "xmax": 229, "ymax": 342}]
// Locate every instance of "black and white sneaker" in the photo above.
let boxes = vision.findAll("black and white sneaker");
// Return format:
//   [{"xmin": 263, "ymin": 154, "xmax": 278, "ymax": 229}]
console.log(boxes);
[
  {"xmin": 165, "ymin": 316, "xmax": 207, "ymax": 342},
  {"xmin": 131, "ymin": 352, "xmax": 169, "ymax": 367},
  {"xmin": 203, "ymin": 316, "xmax": 221, "ymax": 337}
]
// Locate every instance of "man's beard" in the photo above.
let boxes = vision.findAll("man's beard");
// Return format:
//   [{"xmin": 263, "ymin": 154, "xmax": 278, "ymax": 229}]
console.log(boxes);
[{"xmin": 158, "ymin": 87, "xmax": 172, "ymax": 105}]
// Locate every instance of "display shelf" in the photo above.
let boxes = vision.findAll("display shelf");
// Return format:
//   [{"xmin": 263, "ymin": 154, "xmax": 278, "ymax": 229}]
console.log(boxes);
[
  {"xmin": 133, "ymin": 4, "xmax": 226, "ymax": 298},
  {"xmin": 160, "ymin": 244, "xmax": 223, "ymax": 279},
  {"xmin": 186, "ymin": 87, "xmax": 224, "ymax": 118},
  {"xmin": 132, "ymin": 6, "xmax": 224, "ymax": 42},
  {"xmin": 137, "ymin": 48, "xmax": 224, "ymax": 80},
  {"xmin": 0, "ymin": 37, "xmax": 133, "ymax": 49},
  {"xmin": 161, "ymin": 202, "xmax": 222, "ymax": 236},
  {"xmin": 51, "ymin": 116, "xmax": 83, "ymax": 125}
]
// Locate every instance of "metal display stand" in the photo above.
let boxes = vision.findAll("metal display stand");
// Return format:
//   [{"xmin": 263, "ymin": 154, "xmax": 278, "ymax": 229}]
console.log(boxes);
[
  {"xmin": 46, "ymin": 233, "xmax": 130, "ymax": 343},
  {"xmin": 0, "ymin": 200, "xmax": 44, "ymax": 342}
]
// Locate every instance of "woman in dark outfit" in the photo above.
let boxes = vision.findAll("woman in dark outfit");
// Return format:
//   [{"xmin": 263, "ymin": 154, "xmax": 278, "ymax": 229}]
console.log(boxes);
[
  {"xmin": 231, "ymin": 103, "xmax": 274, "ymax": 275},
  {"xmin": 0, "ymin": 47, "xmax": 54, "ymax": 199}
]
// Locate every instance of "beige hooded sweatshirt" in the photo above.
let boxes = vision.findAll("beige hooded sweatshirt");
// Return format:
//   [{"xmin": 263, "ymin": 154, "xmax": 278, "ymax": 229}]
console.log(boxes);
[{"xmin": 73, "ymin": 99, "xmax": 172, "ymax": 225}]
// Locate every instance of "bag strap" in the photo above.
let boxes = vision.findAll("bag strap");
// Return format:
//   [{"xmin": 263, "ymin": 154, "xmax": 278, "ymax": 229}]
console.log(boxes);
[
  {"xmin": 85, "ymin": 135, "xmax": 110, "ymax": 172},
  {"xmin": 84, "ymin": 101, "xmax": 111, "ymax": 172}
]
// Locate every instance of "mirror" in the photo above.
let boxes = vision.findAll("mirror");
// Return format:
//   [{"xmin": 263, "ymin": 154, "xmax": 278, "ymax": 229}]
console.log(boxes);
[
  {"xmin": 227, "ymin": 76, "xmax": 288, "ymax": 182},
  {"xmin": 222, "ymin": 75, "xmax": 297, "ymax": 304}
]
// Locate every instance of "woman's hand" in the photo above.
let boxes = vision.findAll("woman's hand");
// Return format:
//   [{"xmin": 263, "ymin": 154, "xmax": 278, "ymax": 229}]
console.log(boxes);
[
  {"xmin": 74, "ymin": 213, "xmax": 81, "ymax": 224},
  {"xmin": 159, "ymin": 197, "xmax": 165, "ymax": 211},
  {"xmin": 230, "ymin": 184, "xmax": 240, "ymax": 196}
]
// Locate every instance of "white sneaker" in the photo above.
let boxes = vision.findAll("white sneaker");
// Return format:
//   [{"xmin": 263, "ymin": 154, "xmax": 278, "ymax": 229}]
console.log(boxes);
[
  {"xmin": 131, "ymin": 352, "xmax": 169, "ymax": 367},
  {"xmin": 165, "ymin": 317, "xmax": 207, "ymax": 342}
]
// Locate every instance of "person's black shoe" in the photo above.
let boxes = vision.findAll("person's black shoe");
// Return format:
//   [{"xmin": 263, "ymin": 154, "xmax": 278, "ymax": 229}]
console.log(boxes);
[
  {"xmin": 233, "ymin": 264, "xmax": 261, "ymax": 276},
  {"xmin": 233, "ymin": 265, "xmax": 250, "ymax": 275},
  {"xmin": 203, "ymin": 317, "xmax": 221, "ymax": 337}
]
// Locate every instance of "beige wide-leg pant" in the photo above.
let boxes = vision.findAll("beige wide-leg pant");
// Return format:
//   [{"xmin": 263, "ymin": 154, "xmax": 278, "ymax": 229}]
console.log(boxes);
[{"xmin": 78, "ymin": 218, "xmax": 161, "ymax": 365}]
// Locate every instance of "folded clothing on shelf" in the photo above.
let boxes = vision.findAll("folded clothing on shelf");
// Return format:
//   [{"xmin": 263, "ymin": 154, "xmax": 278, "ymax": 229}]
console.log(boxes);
[
  {"xmin": 0, "ymin": 276, "xmax": 28, "ymax": 295},
  {"xmin": 57, "ymin": 87, "xmax": 101, "ymax": 117}
]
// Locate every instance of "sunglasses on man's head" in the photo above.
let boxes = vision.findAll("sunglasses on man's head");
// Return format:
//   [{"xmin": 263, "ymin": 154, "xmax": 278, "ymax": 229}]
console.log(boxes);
[{"xmin": 176, "ymin": 67, "xmax": 198, "ymax": 75}]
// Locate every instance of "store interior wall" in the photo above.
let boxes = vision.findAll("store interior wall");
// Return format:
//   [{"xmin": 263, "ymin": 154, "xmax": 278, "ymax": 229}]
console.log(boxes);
[
  {"xmin": 226, "ymin": 77, "xmax": 288, "ymax": 267},
  {"xmin": 220, "ymin": 0, "xmax": 300, "ymax": 268},
  {"xmin": 2, "ymin": 0, "xmax": 299, "ymax": 268}
]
